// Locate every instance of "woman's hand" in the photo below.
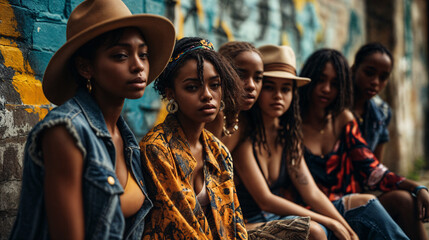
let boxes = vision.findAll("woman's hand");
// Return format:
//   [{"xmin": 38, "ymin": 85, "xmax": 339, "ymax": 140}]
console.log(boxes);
[
  {"xmin": 327, "ymin": 219, "xmax": 358, "ymax": 240},
  {"xmin": 416, "ymin": 188, "xmax": 429, "ymax": 222}
]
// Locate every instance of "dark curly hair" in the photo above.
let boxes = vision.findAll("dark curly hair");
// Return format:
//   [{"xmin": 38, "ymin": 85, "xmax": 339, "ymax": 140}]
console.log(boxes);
[
  {"xmin": 299, "ymin": 49, "xmax": 353, "ymax": 118},
  {"xmin": 154, "ymin": 37, "xmax": 241, "ymax": 123},
  {"xmin": 247, "ymin": 78, "xmax": 303, "ymax": 169}
]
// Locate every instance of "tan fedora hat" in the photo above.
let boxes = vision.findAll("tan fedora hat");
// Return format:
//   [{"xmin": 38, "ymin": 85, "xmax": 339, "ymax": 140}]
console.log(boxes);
[
  {"xmin": 42, "ymin": 0, "xmax": 176, "ymax": 105},
  {"xmin": 258, "ymin": 45, "xmax": 310, "ymax": 87}
]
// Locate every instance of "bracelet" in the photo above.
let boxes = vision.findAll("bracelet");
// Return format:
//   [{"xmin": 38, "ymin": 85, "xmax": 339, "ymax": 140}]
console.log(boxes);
[{"xmin": 411, "ymin": 185, "xmax": 429, "ymax": 197}]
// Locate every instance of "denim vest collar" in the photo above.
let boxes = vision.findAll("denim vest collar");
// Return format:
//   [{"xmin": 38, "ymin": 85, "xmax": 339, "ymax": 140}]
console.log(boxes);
[{"xmin": 73, "ymin": 88, "xmax": 139, "ymax": 149}]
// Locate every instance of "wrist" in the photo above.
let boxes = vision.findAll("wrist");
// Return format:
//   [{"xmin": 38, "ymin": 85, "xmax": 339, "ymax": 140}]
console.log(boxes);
[{"xmin": 412, "ymin": 185, "xmax": 428, "ymax": 197}]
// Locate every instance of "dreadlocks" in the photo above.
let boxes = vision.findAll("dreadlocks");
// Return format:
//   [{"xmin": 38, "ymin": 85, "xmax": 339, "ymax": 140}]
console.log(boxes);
[{"xmin": 299, "ymin": 48, "xmax": 353, "ymax": 118}]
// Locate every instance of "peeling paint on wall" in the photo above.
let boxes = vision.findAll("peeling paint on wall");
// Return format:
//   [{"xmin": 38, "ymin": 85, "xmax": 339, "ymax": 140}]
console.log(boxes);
[{"xmin": 0, "ymin": 1, "xmax": 50, "ymax": 121}]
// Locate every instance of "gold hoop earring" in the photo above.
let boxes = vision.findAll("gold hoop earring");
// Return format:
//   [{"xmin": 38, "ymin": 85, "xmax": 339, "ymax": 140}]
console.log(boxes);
[
  {"xmin": 86, "ymin": 78, "xmax": 92, "ymax": 93},
  {"xmin": 166, "ymin": 99, "xmax": 178, "ymax": 114},
  {"xmin": 219, "ymin": 100, "xmax": 225, "ymax": 111}
]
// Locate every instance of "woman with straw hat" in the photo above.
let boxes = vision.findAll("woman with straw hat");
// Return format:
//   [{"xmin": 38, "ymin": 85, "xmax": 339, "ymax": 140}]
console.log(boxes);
[
  {"xmin": 232, "ymin": 45, "xmax": 359, "ymax": 240},
  {"xmin": 9, "ymin": 0, "xmax": 175, "ymax": 239}
]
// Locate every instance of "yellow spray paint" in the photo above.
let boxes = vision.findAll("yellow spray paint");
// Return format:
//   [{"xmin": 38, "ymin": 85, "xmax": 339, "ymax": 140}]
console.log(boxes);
[
  {"xmin": 0, "ymin": 1, "xmax": 50, "ymax": 120},
  {"xmin": 213, "ymin": 18, "xmax": 234, "ymax": 42},
  {"xmin": 294, "ymin": 0, "xmax": 316, "ymax": 11},
  {"xmin": 195, "ymin": 0, "xmax": 205, "ymax": 23},
  {"xmin": 175, "ymin": 0, "xmax": 205, "ymax": 40},
  {"xmin": 175, "ymin": 0, "xmax": 185, "ymax": 39}
]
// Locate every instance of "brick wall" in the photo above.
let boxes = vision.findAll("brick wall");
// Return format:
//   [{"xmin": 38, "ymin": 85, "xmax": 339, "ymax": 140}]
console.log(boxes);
[{"xmin": 0, "ymin": 0, "xmax": 427, "ymax": 238}]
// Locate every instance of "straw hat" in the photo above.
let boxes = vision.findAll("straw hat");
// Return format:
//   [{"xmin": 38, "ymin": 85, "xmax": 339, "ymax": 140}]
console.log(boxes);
[
  {"xmin": 258, "ymin": 45, "xmax": 310, "ymax": 87},
  {"xmin": 42, "ymin": 0, "xmax": 176, "ymax": 105}
]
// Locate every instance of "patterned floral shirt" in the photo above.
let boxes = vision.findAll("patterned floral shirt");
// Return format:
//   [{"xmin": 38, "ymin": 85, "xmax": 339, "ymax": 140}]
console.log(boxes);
[
  {"xmin": 140, "ymin": 114, "xmax": 247, "ymax": 240},
  {"xmin": 304, "ymin": 120, "xmax": 405, "ymax": 201}
]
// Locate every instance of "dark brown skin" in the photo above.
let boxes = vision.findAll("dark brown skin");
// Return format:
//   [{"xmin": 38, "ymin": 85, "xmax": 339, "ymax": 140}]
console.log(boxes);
[{"xmin": 43, "ymin": 28, "xmax": 148, "ymax": 239}]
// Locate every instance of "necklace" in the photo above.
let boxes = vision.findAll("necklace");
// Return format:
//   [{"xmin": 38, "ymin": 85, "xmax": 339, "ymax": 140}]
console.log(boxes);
[
  {"xmin": 223, "ymin": 114, "xmax": 239, "ymax": 136},
  {"xmin": 319, "ymin": 115, "xmax": 330, "ymax": 135}
]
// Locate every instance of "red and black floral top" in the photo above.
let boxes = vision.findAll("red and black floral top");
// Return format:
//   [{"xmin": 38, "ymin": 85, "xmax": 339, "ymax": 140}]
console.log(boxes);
[{"xmin": 304, "ymin": 120, "xmax": 405, "ymax": 201}]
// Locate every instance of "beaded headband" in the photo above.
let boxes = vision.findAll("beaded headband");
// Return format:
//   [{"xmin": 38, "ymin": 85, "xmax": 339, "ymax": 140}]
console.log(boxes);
[{"xmin": 169, "ymin": 39, "xmax": 215, "ymax": 64}]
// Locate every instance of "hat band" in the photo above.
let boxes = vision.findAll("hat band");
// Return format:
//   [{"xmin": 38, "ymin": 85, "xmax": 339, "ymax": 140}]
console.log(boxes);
[{"xmin": 264, "ymin": 63, "xmax": 297, "ymax": 75}]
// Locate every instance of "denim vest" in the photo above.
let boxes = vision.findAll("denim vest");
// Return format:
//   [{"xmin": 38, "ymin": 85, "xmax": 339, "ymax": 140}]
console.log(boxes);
[
  {"xmin": 358, "ymin": 95, "xmax": 392, "ymax": 151},
  {"xmin": 9, "ymin": 89, "xmax": 152, "ymax": 240}
]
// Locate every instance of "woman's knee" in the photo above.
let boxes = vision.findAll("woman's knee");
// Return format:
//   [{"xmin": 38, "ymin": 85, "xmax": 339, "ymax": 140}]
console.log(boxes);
[
  {"xmin": 343, "ymin": 193, "xmax": 376, "ymax": 211},
  {"xmin": 379, "ymin": 190, "xmax": 415, "ymax": 216},
  {"xmin": 308, "ymin": 221, "xmax": 327, "ymax": 240},
  {"xmin": 379, "ymin": 190, "xmax": 414, "ymax": 208}
]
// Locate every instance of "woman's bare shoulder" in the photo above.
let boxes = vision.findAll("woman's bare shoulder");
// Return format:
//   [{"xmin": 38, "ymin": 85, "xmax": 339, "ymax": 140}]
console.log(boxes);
[{"xmin": 336, "ymin": 109, "xmax": 355, "ymax": 128}]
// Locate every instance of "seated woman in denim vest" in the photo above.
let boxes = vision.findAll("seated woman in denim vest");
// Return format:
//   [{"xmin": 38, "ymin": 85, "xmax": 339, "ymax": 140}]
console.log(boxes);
[
  {"xmin": 351, "ymin": 43, "xmax": 393, "ymax": 161},
  {"xmin": 352, "ymin": 43, "xmax": 429, "ymax": 240},
  {"xmin": 299, "ymin": 48, "xmax": 410, "ymax": 239},
  {"xmin": 139, "ymin": 37, "xmax": 247, "ymax": 239},
  {"xmin": 9, "ymin": 0, "xmax": 175, "ymax": 239}
]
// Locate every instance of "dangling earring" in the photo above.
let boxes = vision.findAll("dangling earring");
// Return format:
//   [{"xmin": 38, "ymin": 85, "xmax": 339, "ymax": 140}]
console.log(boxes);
[
  {"xmin": 86, "ymin": 78, "xmax": 92, "ymax": 93},
  {"xmin": 219, "ymin": 100, "xmax": 225, "ymax": 111},
  {"xmin": 166, "ymin": 99, "xmax": 178, "ymax": 114},
  {"xmin": 222, "ymin": 114, "xmax": 239, "ymax": 136}
]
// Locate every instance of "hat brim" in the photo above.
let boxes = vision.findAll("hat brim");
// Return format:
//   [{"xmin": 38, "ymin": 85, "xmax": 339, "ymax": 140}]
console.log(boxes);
[
  {"xmin": 43, "ymin": 14, "xmax": 176, "ymax": 105},
  {"xmin": 263, "ymin": 71, "xmax": 311, "ymax": 87}
]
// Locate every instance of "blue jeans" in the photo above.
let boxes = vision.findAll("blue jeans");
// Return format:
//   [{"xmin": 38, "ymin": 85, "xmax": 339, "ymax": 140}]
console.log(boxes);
[
  {"xmin": 246, "ymin": 197, "xmax": 409, "ymax": 240},
  {"xmin": 325, "ymin": 197, "xmax": 409, "ymax": 240}
]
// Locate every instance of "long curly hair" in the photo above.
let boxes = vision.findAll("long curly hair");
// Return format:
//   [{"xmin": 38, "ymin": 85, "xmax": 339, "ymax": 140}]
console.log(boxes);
[
  {"xmin": 247, "ymin": 79, "xmax": 303, "ymax": 169},
  {"xmin": 154, "ymin": 37, "xmax": 241, "ymax": 123},
  {"xmin": 299, "ymin": 48, "xmax": 353, "ymax": 118}
]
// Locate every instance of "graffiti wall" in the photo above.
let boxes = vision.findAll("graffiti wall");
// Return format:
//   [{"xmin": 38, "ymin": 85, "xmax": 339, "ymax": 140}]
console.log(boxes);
[
  {"xmin": 126, "ymin": 0, "xmax": 366, "ymax": 140},
  {"xmin": 0, "ymin": 0, "xmax": 427, "ymax": 238}
]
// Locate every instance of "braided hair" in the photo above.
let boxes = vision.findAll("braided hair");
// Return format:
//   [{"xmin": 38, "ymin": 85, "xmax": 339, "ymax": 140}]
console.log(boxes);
[
  {"xmin": 155, "ymin": 37, "xmax": 240, "ymax": 122},
  {"xmin": 218, "ymin": 41, "xmax": 262, "ymax": 65},
  {"xmin": 299, "ymin": 49, "xmax": 353, "ymax": 118}
]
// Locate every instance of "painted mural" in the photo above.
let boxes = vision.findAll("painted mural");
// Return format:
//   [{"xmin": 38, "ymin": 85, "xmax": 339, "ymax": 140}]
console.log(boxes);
[
  {"xmin": 1, "ymin": 0, "xmax": 365, "ymax": 140},
  {"xmin": 124, "ymin": 0, "xmax": 366, "ymax": 139}
]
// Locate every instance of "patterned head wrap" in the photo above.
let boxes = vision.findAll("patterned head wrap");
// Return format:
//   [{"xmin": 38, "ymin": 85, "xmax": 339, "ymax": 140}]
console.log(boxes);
[
  {"xmin": 155, "ymin": 37, "xmax": 217, "ymax": 98},
  {"xmin": 169, "ymin": 39, "xmax": 214, "ymax": 64}
]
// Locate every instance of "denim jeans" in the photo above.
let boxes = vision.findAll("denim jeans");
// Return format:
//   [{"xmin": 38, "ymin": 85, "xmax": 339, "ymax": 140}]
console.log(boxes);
[
  {"xmin": 328, "ymin": 197, "xmax": 409, "ymax": 240},
  {"xmin": 246, "ymin": 197, "xmax": 409, "ymax": 240}
]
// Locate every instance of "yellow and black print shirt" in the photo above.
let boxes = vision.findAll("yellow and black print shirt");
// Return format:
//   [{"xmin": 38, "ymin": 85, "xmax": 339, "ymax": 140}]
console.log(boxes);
[{"xmin": 140, "ymin": 114, "xmax": 247, "ymax": 240}]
